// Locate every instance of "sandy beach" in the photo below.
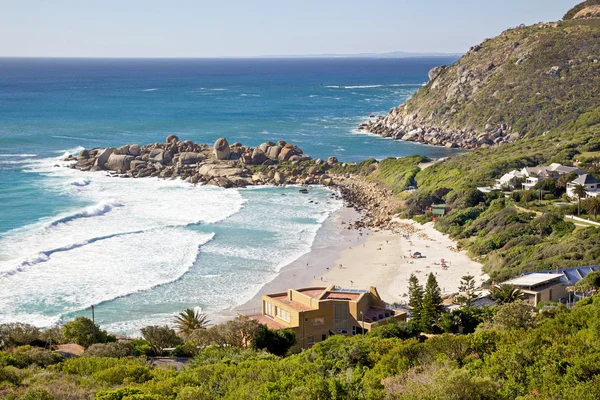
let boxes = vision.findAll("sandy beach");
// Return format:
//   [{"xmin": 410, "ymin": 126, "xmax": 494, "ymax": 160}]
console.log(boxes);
[{"xmin": 311, "ymin": 218, "xmax": 487, "ymax": 305}]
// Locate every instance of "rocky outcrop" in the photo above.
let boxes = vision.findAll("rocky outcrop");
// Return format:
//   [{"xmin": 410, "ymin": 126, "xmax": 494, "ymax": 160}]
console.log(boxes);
[{"xmin": 65, "ymin": 136, "xmax": 333, "ymax": 189}]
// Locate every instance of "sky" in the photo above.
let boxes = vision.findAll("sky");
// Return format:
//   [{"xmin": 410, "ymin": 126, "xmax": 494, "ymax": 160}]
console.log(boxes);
[{"xmin": 0, "ymin": 0, "xmax": 582, "ymax": 58}]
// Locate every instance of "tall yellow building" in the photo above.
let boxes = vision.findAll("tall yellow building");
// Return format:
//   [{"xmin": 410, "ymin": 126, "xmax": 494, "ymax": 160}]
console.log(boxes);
[{"xmin": 249, "ymin": 285, "xmax": 406, "ymax": 352}]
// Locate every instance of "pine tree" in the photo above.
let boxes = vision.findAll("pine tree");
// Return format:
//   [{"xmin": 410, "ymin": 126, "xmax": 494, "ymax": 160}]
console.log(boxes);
[
  {"xmin": 408, "ymin": 274, "xmax": 424, "ymax": 326},
  {"xmin": 421, "ymin": 273, "xmax": 443, "ymax": 333},
  {"xmin": 455, "ymin": 275, "xmax": 480, "ymax": 307}
]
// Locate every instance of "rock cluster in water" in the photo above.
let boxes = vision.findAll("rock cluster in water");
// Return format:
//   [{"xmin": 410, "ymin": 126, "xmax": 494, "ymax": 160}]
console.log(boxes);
[{"xmin": 65, "ymin": 136, "xmax": 340, "ymax": 188}]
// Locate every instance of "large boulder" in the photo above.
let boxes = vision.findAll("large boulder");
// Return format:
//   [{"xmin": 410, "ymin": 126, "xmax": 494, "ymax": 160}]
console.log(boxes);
[
  {"xmin": 214, "ymin": 138, "xmax": 231, "ymax": 160},
  {"xmin": 251, "ymin": 147, "xmax": 267, "ymax": 164},
  {"xmin": 94, "ymin": 148, "xmax": 115, "ymax": 169},
  {"xmin": 178, "ymin": 152, "xmax": 204, "ymax": 166},
  {"xmin": 266, "ymin": 145, "xmax": 282, "ymax": 159},
  {"xmin": 106, "ymin": 154, "xmax": 135, "ymax": 171},
  {"xmin": 128, "ymin": 144, "xmax": 141, "ymax": 156},
  {"xmin": 327, "ymin": 156, "xmax": 338, "ymax": 165},
  {"xmin": 166, "ymin": 135, "xmax": 180, "ymax": 144},
  {"xmin": 428, "ymin": 65, "xmax": 447, "ymax": 81},
  {"xmin": 274, "ymin": 172, "xmax": 286, "ymax": 185},
  {"xmin": 148, "ymin": 149, "xmax": 168, "ymax": 164}
]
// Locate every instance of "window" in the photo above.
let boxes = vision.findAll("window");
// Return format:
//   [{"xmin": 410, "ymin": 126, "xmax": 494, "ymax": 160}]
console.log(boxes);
[
  {"xmin": 263, "ymin": 301, "xmax": 274, "ymax": 317},
  {"xmin": 352, "ymin": 326, "xmax": 357, "ymax": 336},
  {"xmin": 321, "ymin": 334, "xmax": 327, "ymax": 341},
  {"xmin": 334, "ymin": 303, "xmax": 349, "ymax": 333},
  {"xmin": 311, "ymin": 316, "xmax": 325, "ymax": 326},
  {"xmin": 276, "ymin": 307, "xmax": 290, "ymax": 322},
  {"xmin": 307, "ymin": 336, "xmax": 315, "ymax": 345},
  {"xmin": 549, "ymin": 289, "xmax": 553, "ymax": 301}
]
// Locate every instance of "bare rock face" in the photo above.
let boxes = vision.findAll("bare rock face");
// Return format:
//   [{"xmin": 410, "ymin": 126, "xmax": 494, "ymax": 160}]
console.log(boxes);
[
  {"xmin": 428, "ymin": 65, "xmax": 447, "ymax": 81},
  {"xmin": 178, "ymin": 152, "xmax": 204, "ymax": 166},
  {"xmin": 94, "ymin": 148, "xmax": 115, "ymax": 169},
  {"xmin": 266, "ymin": 145, "xmax": 282, "ymax": 159},
  {"xmin": 214, "ymin": 138, "xmax": 231, "ymax": 160},
  {"xmin": 251, "ymin": 147, "xmax": 267, "ymax": 164},
  {"xmin": 166, "ymin": 135, "xmax": 180, "ymax": 144},
  {"xmin": 327, "ymin": 156, "xmax": 338, "ymax": 165},
  {"xmin": 128, "ymin": 144, "xmax": 141, "ymax": 156},
  {"xmin": 106, "ymin": 154, "xmax": 135, "ymax": 171},
  {"xmin": 274, "ymin": 171, "xmax": 286, "ymax": 185}
]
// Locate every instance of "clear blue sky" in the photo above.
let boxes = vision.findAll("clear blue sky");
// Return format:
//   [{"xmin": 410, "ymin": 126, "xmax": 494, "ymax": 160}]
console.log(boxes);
[{"xmin": 0, "ymin": 0, "xmax": 581, "ymax": 57}]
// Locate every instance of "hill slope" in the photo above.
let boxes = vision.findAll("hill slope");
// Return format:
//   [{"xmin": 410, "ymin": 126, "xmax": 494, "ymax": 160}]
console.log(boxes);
[{"xmin": 364, "ymin": 8, "xmax": 600, "ymax": 149}]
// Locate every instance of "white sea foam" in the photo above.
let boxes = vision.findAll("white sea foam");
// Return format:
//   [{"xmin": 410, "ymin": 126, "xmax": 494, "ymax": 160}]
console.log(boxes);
[
  {"xmin": 0, "ymin": 154, "xmax": 37, "ymax": 157},
  {"xmin": 71, "ymin": 178, "xmax": 91, "ymax": 187},
  {"xmin": 142, "ymin": 88, "xmax": 158, "ymax": 92},
  {"xmin": 0, "ymin": 228, "xmax": 214, "ymax": 326}
]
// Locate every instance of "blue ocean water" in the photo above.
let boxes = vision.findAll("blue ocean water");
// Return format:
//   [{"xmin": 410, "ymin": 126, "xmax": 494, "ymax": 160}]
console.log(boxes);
[{"xmin": 0, "ymin": 57, "xmax": 460, "ymax": 333}]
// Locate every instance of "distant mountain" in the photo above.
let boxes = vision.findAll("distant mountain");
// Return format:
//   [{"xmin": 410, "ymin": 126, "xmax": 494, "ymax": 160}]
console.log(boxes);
[{"xmin": 258, "ymin": 51, "xmax": 462, "ymax": 59}]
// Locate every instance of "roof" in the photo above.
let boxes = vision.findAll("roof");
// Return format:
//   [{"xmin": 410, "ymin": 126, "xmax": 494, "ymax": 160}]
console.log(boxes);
[
  {"xmin": 503, "ymin": 273, "xmax": 564, "ymax": 287},
  {"xmin": 571, "ymin": 174, "xmax": 600, "ymax": 185},
  {"xmin": 548, "ymin": 164, "xmax": 584, "ymax": 175},
  {"xmin": 535, "ymin": 265, "xmax": 600, "ymax": 285},
  {"xmin": 500, "ymin": 170, "xmax": 523, "ymax": 181},
  {"xmin": 322, "ymin": 292, "xmax": 362, "ymax": 301},
  {"xmin": 296, "ymin": 288, "xmax": 325, "ymax": 299},
  {"xmin": 268, "ymin": 294, "xmax": 314, "ymax": 311},
  {"xmin": 248, "ymin": 314, "xmax": 287, "ymax": 330},
  {"xmin": 431, "ymin": 204, "xmax": 447, "ymax": 208}
]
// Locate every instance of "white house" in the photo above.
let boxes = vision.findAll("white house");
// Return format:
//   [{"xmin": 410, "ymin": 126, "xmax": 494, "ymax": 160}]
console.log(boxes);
[
  {"xmin": 567, "ymin": 174, "xmax": 600, "ymax": 198},
  {"xmin": 494, "ymin": 170, "xmax": 524, "ymax": 190},
  {"xmin": 521, "ymin": 164, "xmax": 585, "ymax": 190}
]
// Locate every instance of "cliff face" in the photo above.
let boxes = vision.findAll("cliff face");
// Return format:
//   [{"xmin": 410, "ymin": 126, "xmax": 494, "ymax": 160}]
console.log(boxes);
[{"xmin": 364, "ymin": 10, "xmax": 600, "ymax": 149}]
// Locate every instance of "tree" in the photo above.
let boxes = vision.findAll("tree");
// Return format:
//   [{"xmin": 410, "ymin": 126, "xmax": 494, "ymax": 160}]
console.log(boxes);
[
  {"xmin": 454, "ymin": 275, "xmax": 480, "ymax": 307},
  {"xmin": 251, "ymin": 325, "xmax": 296, "ymax": 356},
  {"xmin": 582, "ymin": 197, "xmax": 600, "ymax": 219},
  {"xmin": 492, "ymin": 300, "xmax": 535, "ymax": 330},
  {"xmin": 557, "ymin": 172, "xmax": 579, "ymax": 190},
  {"xmin": 61, "ymin": 317, "xmax": 110, "ymax": 348},
  {"xmin": 408, "ymin": 274, "xmax": 424, "ymax": 326},
  {"xmin": 489, "ymin": 284, "xmax": 525, "ymax": 305},
  {"xmin": 189, "ymin": 315, "xmax": 261, "ymax": 349},
  {"xmin": 572, "ymin": 183, "xmax": 587, "ymax": 216},
  {"xmin": 0, "ymin": 323, "xmax": 40, "ymax": 348},
  {"xmin": 140, "ymin": 325, "xmax": 181, "ymax": 356},
  {"xmin": 574, "ymin": 271, "xmax": 600, "ymax": 292},
  {"xmin": 420, "ymin": 273, "xmax": 443, "ymax": 333},
  {"xmin": 173, "ymin": 308, "xmax": 210, "ymax": 339}
]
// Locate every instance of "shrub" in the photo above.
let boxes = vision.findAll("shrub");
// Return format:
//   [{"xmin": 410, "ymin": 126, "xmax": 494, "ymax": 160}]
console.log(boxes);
[
  {"xmin": 84, "ymin": 342, "xmax": 134, "ymax": 358},
  {"xmin": 0, "ymin": 323, "xmax": 40, "ymax": 348},
  {"xmin": 2, "ymin": 346, "xmax": 63, "ymax": 368},
  {"xmin": 140, "ymin": 326, "xmax": 181, "ymax": 356},
  {"xmin": 62, "ymin": 317, "xmax": 111, "ymax": 348},
  {"xmin": 368, "ymin": 321, "xmax": 421, "ymax": 340},
  {"xmin": 21, "ymin": 388, "xmax": 55, "ymax": 400},
  {"xmin": 95, "ymin": 388, "xmax": 144, "ymax": 400},
  {"xmin": 251, "ymin": 326, "xmax": 297, "ymax": 357}
]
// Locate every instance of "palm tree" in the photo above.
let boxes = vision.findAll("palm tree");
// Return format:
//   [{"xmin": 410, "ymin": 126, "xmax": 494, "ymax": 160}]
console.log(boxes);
[
  {"xmin": 490, "ymin": 284, "xmax": 525, "ymax": 305},
  {"xmin": 572, "ymin": 184, "xmax": 587, "ymax": 216},
  {"xmin": 583, "ymin": 197, "xmax": 600, "ymax": 220},
  {"xmin": 173, "ymin": 308, "xmax": 209, "ymax": 338}
]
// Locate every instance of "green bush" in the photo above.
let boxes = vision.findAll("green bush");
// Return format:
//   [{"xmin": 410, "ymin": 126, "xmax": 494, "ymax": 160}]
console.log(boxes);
[
  {"xmin": 21, "ymin": 388, "xmax": 55, "ymax": 400},
  {"xmin": 84, "ymin": 342, "xmax": 134, "ymax": 358}
]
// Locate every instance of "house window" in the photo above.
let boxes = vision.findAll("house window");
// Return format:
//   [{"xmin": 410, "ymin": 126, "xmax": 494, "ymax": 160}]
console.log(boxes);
[
  {"xmin": 275, "ymin": 307, "xmax": 290, "ymax": 322},
  {"xmin": 321, "ymin": 334, "xmax": 327, "ymax": 341},
  {"xmin": 549, "ymin": 289, "xmax": 553, "ymax": 301},
  {"xmin": 307, "ymin": 336, "xmax": 315, "ymax": 345},
  {"xmin": 264, "ymin": 301, "xmax": 274, "ymax": 317},
  {"xmin": 311, "ymin": 317, "xmax": 325, "ymax": 326},
  {"xmin": 352, "ymin": 326, "xmax": 357, "ymax": 336},
  {"xmin": 334, "ymin": 303, "xmax": 349, "ymax": 333}
]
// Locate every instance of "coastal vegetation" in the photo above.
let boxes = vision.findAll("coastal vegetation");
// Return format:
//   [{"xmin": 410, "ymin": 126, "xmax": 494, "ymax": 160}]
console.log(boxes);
[{"xmin": 3, "ymin": 294, "xmax": 600, "ymax": 399}]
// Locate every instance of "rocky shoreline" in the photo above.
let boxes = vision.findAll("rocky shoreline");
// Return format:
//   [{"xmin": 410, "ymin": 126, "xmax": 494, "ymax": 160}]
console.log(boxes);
[{"xmin": 65, "ymin": 135, "xmax": 408, "ymax": 232}]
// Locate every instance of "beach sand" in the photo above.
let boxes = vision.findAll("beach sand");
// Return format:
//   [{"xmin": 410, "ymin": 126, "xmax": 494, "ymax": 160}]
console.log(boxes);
[
  {"xmin": 313, "ymin": 219, "xmax": 487, "ymax": 305},
  {"xmin": 236, "ymin": 208, "xmax": 486, "ymax": 315}
]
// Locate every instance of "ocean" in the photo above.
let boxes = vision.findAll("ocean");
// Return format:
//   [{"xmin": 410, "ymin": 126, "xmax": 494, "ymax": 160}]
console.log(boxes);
[{"xmin": 0, "ymin": 57, "xmax": 460, "ymax": 334}]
